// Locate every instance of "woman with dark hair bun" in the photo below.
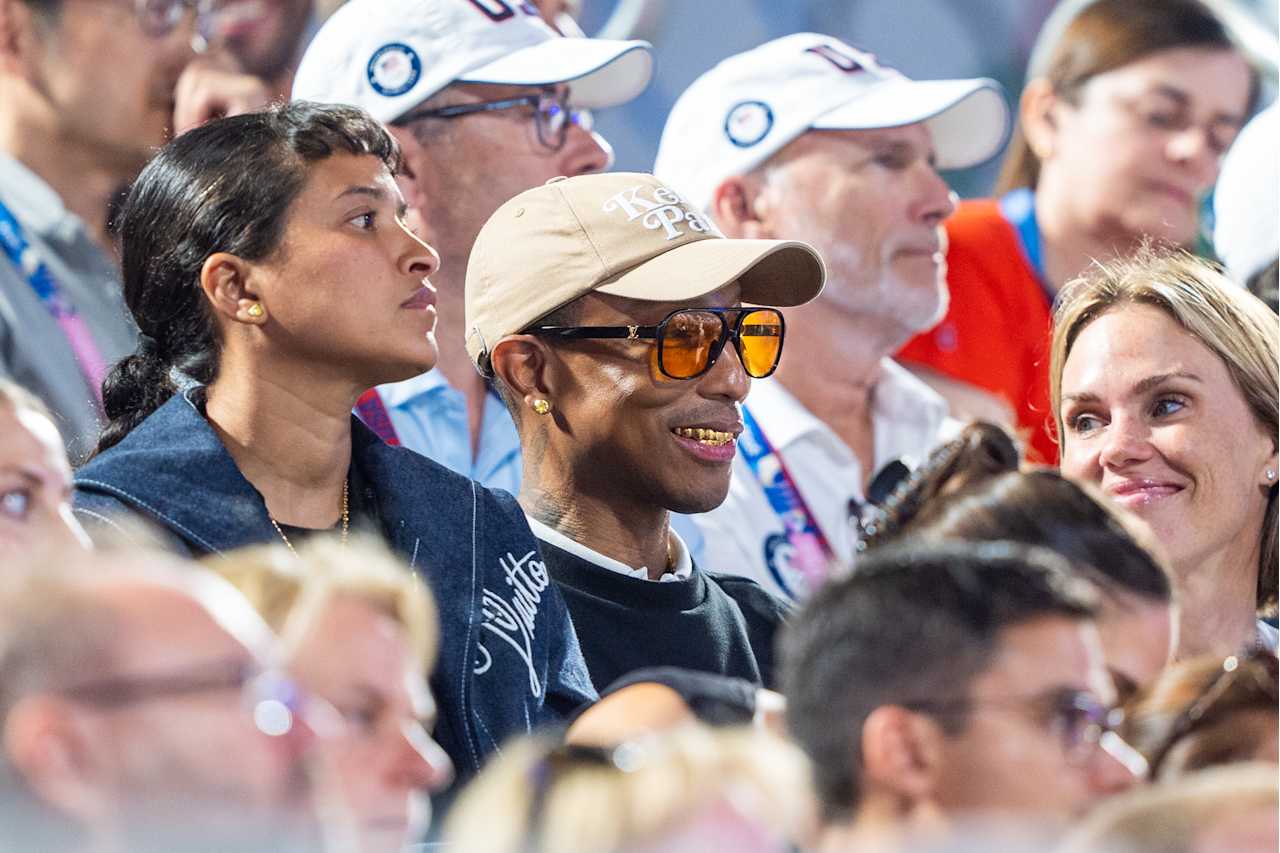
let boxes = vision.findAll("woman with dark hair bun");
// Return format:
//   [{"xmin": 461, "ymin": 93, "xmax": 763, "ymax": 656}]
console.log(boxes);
[
  {"xmin": 860, "ymin": 421, "xmax": 1176, "ymax": 697},
  {"xmin": 72, "ymin": 102, "xmax": 595, "ymax": 779}
]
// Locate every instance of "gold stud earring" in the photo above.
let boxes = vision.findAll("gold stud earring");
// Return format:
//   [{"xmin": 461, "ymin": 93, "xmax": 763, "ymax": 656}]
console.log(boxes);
[
  {"xmin": 246, "ymin": 303, "xmax": 264, "ymax": 318},
  {"xmin": 531, "ymin": 398, "xmax": 551, "ymax": 416}
]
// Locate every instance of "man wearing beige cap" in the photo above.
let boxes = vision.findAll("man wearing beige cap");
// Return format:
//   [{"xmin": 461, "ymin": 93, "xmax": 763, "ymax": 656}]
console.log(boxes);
[
  {"xmin": 655, "ymin": 34, "xmax": 1011, "ymax": 602},
  {"xmin": 465, "ymin": 171, "xmax": 824, "ymax": 691}
]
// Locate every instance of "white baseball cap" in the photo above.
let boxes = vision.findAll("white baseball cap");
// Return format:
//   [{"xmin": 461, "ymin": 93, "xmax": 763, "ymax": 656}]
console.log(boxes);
[
  {"xmin": 655, "ymin": 33, "xmax": 1010, "ymax": 211},
  {"xmin": 292, "ymin": 0, "xmax": 653, "ymax": 125},
  {"xmin": 1214, "ymin": 104, "xmax": 1278, "ymax": 286}
]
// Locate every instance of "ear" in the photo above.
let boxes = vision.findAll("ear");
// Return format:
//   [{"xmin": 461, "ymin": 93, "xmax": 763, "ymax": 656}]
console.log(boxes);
[
  {"xmin": 0, "ymin": 0, "xmax": 36, "ymax": 72},
  {"xmin": 710, "ymin": 175, "xmax": 770, "ymax": 239},
  {"xmin": 860, "ymin": 705, "xmax": 944, "ymax": 809},
  {"xmin": 199, "ymin": 252, "xmax": 266, "ymax": 326},
  {"xmin": 490, "ymin": 335, "xmax": 553, "ymax": 412},
  {"xmin": 4, "ymin": 696, "xmax": 114, "ymax": 823},
  {"xmin": 1019, "ymin": 78, "xmax": 1062, "ymax": 163}
]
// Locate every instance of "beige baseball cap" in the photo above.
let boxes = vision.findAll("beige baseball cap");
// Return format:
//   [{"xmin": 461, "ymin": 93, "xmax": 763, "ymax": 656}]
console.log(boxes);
[{"xmin": 464, "ymin": 172, "xmax": 825, "ymax": 374}]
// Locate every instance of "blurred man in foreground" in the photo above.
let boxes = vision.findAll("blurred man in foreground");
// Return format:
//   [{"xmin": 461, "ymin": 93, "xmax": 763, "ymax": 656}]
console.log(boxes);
[{"xmin": 0, "ymin": 549, "xmax": 321, "ymax": 852}]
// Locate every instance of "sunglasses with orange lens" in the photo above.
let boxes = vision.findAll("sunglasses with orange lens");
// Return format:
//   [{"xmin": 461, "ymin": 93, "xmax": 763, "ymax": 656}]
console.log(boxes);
[{"xmin": 528, "ymin": 307, "xmax": 785, "ymax": 380}]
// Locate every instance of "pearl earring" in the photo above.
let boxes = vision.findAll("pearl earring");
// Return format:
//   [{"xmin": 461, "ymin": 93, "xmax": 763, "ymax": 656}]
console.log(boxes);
[{"xmin": 1267, "ymin": 469, "xmax": 1276, "ymax": 482}]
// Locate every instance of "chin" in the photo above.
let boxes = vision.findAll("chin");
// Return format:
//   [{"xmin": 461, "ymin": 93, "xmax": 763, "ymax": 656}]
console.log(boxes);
[{"xmin": 667, "ymin": 482, "xmax": 733, "ymax": 516}]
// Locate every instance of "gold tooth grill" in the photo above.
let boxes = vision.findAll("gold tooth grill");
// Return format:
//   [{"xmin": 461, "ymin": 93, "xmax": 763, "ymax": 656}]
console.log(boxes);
[{"xmin": 673, "ymin": 427, "xmax": 735, "ymax": 446}]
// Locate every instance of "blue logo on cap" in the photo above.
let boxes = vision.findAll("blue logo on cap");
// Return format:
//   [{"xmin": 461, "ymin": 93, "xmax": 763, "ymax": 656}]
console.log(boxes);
[
  {"xmin": 724, "ymin": 100, "xmax": 774, "ymax": 148},
  {"xmin": 367, "ymin": 43, "xmax": 422, "ymax": 97}
]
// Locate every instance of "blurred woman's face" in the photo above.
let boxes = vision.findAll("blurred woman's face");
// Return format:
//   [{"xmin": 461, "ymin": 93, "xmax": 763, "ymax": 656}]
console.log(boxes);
[
  {"xmin": 1058, "ymin": 305, "xmax": 1277, "ymax": 583},
  {"xmin": 289, "ymin": 594, "xmax": 453, "ymax": 852},
  {"xmin": 1040, "ymin": 46, "xmax": 1251, "ymax": 245},
  {"xmin": 0, "ymin": 403, "xmax": 89, "ymax": 553},
  {"xmin": 250, "ymin": 154, "xmax": 441, "ymax": 389}
]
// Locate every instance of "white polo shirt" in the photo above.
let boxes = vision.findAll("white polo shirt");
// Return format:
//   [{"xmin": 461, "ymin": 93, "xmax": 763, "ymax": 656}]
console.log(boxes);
[{"xmin": 690, "ymin": 358, "xmax": 958, "ymax": 601}]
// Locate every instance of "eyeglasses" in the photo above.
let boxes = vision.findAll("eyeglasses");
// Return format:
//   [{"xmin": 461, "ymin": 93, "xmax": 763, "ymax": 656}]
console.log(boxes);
[
  {"xmin": 1145, "ymin": 651, "xmax": 1279, "ymax": 779},
  {"xmin": 528, "ymin": 307, "xmax": 786, "ymax": 381},
  {"xmin": 393, "ymin": 88, "xmax": 593, "ymax": 152},
  {"xmin": 94, "ymin": 0, "xmax": 217, "ymax": 50},
  {"xmin": 57, "ymin": 658, "xmax": 310, "ymax": 739},
  {"xmin": 905, "ymin": 688, "xmax": 1132, "ymax": 769},
  {"xmin": 1109, "ymin": 93, "xmax": 1242, "ymax": 158}
]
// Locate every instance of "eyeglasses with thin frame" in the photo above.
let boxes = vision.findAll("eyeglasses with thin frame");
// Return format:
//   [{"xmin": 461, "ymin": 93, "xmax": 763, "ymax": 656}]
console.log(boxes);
[
  {"xmin": 904, "ymin": 688, "xmax": 1139, "ymax": 771},
  {"xmin": 1144, "ymin": 651, "xmax": 1279, "ymax": 779},
  {"xmin": 1108, "ymin": 92, "xmax": 1243, "ymax": 158},
  {"xmin": 527, "ymin": 306, "xmax": 786, "ymax": 381},
  {"xmin": 87, "ymin": 0, "xmax": 218, "ymax": 51},
  {"xmin": 393, "ymin": 87, "xmax": 593, "ymax": 153},
  {"xmin": 57, "ymin": 657, "xmax": 312, "ymax": 739}
]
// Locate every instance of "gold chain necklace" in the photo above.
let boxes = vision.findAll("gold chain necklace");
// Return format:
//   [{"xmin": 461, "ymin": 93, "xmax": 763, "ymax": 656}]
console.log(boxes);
[{"xmin": 269, "ymin": 478, "xmax": 349, "ymax": 556}]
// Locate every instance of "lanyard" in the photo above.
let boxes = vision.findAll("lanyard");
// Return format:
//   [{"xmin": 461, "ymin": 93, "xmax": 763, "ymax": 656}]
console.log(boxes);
[
  {"xmin": 0, "ymin": 198, "xmax": 107, "ymax": 409},
  {"xmin": 355, "ymin": 388, "xmax": 401, "ymax": 445},
  {"xmin": 738, "ymin": 404, "xmax": 835, "ymax": 599},
  {"xmin": 998, "ymin": 187, "xmax": 1057, "ymax": 309}
]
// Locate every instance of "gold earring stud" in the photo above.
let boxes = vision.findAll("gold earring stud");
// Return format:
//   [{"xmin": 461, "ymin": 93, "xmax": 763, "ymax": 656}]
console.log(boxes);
[
  {"xmin": 531, "ymin": 398, "xmax": 551, "ymax": 416},
  {"xmin": 247, "ymin": 303, "xmax": 264, "ymax": 318}
]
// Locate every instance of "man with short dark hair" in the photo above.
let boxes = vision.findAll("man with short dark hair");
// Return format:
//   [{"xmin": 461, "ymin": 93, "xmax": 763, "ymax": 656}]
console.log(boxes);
[
  {"xmin": 781, "ymin": 541, "xmax": 1137, "ymax": 848},
  {"xmin": 0, "ymin": 549, "xmax": 321, "ymax": 852},
  {"xmin": 465, "ymin": 171, "xmax": 825, "ymax": 690}
]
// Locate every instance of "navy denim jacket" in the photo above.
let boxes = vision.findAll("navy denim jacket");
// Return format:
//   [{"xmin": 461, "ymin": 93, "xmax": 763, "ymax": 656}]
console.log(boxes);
[{"xmin": 73, "ymin": 392, "xmax": 597, "ymax": 777}]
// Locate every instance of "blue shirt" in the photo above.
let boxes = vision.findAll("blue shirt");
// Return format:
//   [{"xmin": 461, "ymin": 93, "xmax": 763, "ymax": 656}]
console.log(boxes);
[
  {"xmin": 377, "ymin": 370, "xmax": 522, "ymax": 493},
  {"xmin": 375, "ymin": 370, "xmax": 708, "ymax": 562}
]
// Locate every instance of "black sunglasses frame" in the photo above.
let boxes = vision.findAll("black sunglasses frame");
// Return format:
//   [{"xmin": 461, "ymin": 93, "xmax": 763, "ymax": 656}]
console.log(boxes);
[
  {"xmin": 391, "ymin": 88, "xmax": 589, "ymax": 152},
  {"xmin": 527, "ymin": 306, "xmax": 786, "ymax": 381}
]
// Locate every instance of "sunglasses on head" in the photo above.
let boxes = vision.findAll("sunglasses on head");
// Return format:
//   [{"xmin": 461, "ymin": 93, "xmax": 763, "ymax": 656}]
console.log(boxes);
[{"xmin": 526, "ymin": 306, "xmax": 785, "ymax": 380}]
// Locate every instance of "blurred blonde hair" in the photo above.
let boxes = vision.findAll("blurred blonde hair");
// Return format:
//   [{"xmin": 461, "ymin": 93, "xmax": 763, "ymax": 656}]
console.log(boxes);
[
  {"xmin": 1058, "ymin": 762, "xmax": 1278, "ymax": 853},
  {"xmin": 1049, "ymin": 246, "xmax": 1280, "ymax": 612},
  {"xmin": 444, "ymin": 725, "xmax": 814, "ymax": 853},
  {"xmin": 201, "ymin": 535, "xmax": 438, "ymax": 670}
]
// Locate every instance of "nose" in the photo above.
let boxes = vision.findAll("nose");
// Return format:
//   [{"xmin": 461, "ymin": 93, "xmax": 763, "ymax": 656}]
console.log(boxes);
[
  {"xmin": 1097, "ymin": 413, "xmax": 1155, "ymax": 471},
  {"xmin": 1165, "ymin": 126, "xmax": 1217, "ymax": 186},
  {"xmin": 912, "ymin": 163, "xmax": 955, "ymax": 227},
  {"xmin": 398, "ymin": 219, "xmax": 441, "ymax": 280},
  {"xmin": 394, "ymin": 722, "xmax": 454, "ymax": 792},
  {"xmin": 1088, "ymin": 736, "xmax": 1139, "ymax": 797},
  {"xmin": 698, "ymin": 335, "xmax": 751, "ymax": 404},
  {"xmin": 558, "ymin": 123, "xmax": 611, "ymax": 177}
]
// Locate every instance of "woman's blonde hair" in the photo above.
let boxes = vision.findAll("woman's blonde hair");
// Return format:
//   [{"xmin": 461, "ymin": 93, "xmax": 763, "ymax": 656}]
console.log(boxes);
[
  {"xmin": 202, "ymin": 534, "xmax": 438, "ymax": 670},
  {"xmin": 1058, "ymin": 762, "xmax": 1278, "ymax": 853},
  {"xmin": 1049, "ymin": 247, "xmax": 1279, "ymax": 611},
  {"xmin": 443, "ymin": 725, "xmax": 814, "ymax": 853}
]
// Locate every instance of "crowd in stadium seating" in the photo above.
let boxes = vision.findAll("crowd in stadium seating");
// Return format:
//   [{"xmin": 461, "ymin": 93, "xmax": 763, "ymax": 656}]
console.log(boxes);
[{"xmin": 0, "ymin": 0, "xmax": 1276, "ymax": 850}]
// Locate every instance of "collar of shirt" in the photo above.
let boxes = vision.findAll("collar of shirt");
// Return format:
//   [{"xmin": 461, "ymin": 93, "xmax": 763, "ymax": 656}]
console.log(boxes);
[
  {"xmin": 0, "ymin": 153, "xmax": 81, "ymax": 241},
  {"xmin": 525, "ymin": 515, "xmax": 693, "ymax": 583},
  {"xmin": 746, "ymin": 357, "xmax": 953, "ymax": 478}
]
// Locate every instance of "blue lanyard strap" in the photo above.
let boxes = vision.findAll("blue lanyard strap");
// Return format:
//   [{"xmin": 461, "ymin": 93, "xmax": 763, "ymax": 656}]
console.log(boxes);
[
  {"xmin": 0, "ymin": 198, "xmax": 71, "ymax": 315},
  {"xmin": 998, "ymin": 187, "xmax": 1056, "ymax": 307},
  {"xmin": 738, "ymin": 404, "xmax": 835, "ymax": 569}
]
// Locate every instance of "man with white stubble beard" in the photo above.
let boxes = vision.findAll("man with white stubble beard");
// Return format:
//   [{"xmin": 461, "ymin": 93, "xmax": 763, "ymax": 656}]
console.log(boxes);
[{"xmin": 656, "ymin": 34, "xmax": 1012, "ymax": 601}]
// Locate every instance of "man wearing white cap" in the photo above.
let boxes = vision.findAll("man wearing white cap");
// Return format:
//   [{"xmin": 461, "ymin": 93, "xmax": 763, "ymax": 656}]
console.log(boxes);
[
  {"xmin": 465, "ymin": 171, "xmax": 824, "ymax": 691},
  {"xmin": 1214, "ymin": 103, "xmax": 1278, "ymax": 312},
  {"xmin": 655, "ymin": 34, "xmax": 1010, "ymax": 601},
  {"xmin": 291, "ymin": 0, "xmax": 649, "ymax": 495}
]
